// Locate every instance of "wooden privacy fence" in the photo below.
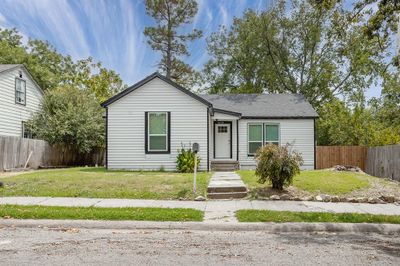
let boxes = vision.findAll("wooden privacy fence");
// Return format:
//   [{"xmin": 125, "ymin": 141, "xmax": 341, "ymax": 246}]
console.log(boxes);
[
  {"xmin": 366, "ymin": 145, "xmax": 400, "ymax": 181},
  {"xmin": 0, "ymin": 136, "xmax": 105, "ymax": 171},
  {"xmin": 316, "ymin": 145, "xmax": 400, "ymax": 181},
  {"xmin": 316, "ymin": 146, "xmax": 367, "ymax": 170}
]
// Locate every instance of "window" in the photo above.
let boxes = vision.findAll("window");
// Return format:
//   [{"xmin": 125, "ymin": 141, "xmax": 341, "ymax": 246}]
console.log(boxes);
[
  {"xmin": 145, "ymin": 112, "xmax": 170, "ymax": 153},
  {"xmin": 15, "ymin": 78, "xmax": 26, "ymax": 105},
  {"xmin": 248, "ymin": 123, "xmax": 280, "ymax": 155},
  {"xmin": 265, "ymin": 124, "xmax": 279, "ymax": 145},
  {"xmin": 218, "ymin": 126, "xmax": 228, "ymax": 133},
  {"xmin": 248, "ymin": 124, "xmax": 263, "ymax": 155},
  {"xmin": 22, "ymin": 122, "xmax": 35, "ymax": 139}
]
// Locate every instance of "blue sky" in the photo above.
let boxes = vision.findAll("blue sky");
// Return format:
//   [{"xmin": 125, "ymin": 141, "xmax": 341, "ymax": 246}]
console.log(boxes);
[
  {"xmin": 0, "ymin": 0, "xmax": 382, "ymax": 98},
  {"xmin": 0, "ymin": 0, "xmax": 270, "ymax": 84}
]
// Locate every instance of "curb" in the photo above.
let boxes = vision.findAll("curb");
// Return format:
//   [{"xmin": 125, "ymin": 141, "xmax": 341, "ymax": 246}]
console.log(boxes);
[{"xmin": 1, "ymin": 219, "xmax": 400, "ymax": 235}]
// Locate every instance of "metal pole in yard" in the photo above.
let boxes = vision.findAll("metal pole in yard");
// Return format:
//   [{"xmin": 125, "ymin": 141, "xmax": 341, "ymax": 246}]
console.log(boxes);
[
  {"xmin": 193, "ymin": 153, "xmax": 197, "ymax": 194},
  {"xmin": 192, "ymin": 142, "xmax": 199, "ymax": 195}
]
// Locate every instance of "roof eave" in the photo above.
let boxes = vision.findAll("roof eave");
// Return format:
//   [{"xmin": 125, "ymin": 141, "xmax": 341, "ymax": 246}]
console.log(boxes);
[
  {"xmin": 241, "ymin": 115, "xmax": 319, "ymax": 119},
  {"xmin": 212, "ymin": 108, "xmax": 242, "ymax": 117}
]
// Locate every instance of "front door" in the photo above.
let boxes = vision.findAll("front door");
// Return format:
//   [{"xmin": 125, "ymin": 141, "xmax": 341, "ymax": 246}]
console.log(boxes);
[{"xmin": 214, "ymin": 122, "xmax": 231, "ymax": 159}]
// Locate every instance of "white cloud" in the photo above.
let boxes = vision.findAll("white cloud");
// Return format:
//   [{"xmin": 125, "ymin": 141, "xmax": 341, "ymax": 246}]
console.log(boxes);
[
  {"xmin": 218, "ymin": 3, "xmax": 229, "ymax": 28},
  {"xmin": 2, "ymin": 0, "xmax": 90, "ymax": 59},
  {"xmin": 120, "ymin": 0, "xmax": 148, "ymax": 83}
]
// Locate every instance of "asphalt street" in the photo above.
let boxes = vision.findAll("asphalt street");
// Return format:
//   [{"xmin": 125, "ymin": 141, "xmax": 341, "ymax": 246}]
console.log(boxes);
[{"xmin": 0, "ymin": 226, "xmax": 399, "ymax": 265}]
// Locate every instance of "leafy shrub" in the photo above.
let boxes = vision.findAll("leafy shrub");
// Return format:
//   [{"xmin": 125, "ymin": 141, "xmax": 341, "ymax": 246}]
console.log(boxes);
[
  {"xmin": 177, "ymin": 188, "xmax": 190, "ymax": 198},
  {"xmin": 255, "ymin": 144, "xmax": 303, "ymax": 190},
  {"xmin": 176, "ymin": 145, "xmax": 200, "ymax": 173},
  {"xmin": 28, "ymin": 85, "xmax": 104, "ymax": 153}
]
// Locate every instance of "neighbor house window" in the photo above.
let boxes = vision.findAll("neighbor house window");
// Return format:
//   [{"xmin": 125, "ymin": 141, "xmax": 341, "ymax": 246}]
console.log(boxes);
[
  {"xmin": 22, "ymin": 122, "xmax": 35, "ymax": 139},
  {"xmin": 15, "ymin": 78, "xmax": 26, "ymax": 105},
  {"xmin": 248, "ymin": 123, "xmax": 280, "ymax": 155},
  {"xmin": 145, "ymin": 112, "xmax": 170, "ymax": 153}
]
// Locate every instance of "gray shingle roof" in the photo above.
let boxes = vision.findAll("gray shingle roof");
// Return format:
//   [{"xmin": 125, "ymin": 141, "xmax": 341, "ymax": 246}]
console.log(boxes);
[
  {"xmin": 0, "ymin": 64, "xmax": 21, "ymax": 73},
  {"xmin": 200, "ymin": 94, "xmax": 318, "ymax": 118}
]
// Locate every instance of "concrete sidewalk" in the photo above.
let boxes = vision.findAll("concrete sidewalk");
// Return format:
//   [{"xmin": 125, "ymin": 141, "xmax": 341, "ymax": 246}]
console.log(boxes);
[{"xmin": 1, "ymin": 197, "xmax": 400, "ymax": 223}]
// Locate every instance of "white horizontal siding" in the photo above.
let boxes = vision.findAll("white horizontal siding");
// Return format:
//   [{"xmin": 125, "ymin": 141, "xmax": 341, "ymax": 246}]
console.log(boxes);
[
  {"xmin": 107, "ymin": 77, "xmax": 208, "ymax": 171},
  {"xmin": 0, "ymin": 67, "xmax": 43, "ymax": 137},
  {"xmin": 238, "ymin": 119, "xmax": 315, "ymax": 170}
]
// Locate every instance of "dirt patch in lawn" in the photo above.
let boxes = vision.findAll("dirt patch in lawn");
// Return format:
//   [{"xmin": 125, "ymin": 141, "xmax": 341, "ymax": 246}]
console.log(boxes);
[
  {"xmin": 345, "ymin": 177, "xmax": 400, "ymax": 198},
  {"xmin": 249, "ymin": 186, "xmax": 312, "ymax": 199}
]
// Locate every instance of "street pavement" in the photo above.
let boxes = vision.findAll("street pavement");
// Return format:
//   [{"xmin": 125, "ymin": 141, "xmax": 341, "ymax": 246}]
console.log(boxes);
[
  {"xmin": 0, "ymin": 226, "xmax": 399, "ymax": 265},
  {"xmin": 1, "ymin": 196, "xmax": 400, "ymax": 223}
]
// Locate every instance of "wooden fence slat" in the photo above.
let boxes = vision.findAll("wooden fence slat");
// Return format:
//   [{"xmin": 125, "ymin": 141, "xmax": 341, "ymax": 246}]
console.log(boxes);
[
  {"xmin": 365, "ymin": 145, "xmax": 400, "ymax": 181},
  {"xmin": 316, "ymin": 146, "xmax": 367, "ymax": 170},
  {"xmin": 0, "ymin": 136, "xmax": 104, "ymax": 171},
  {"xmin": 316, "ymin": 145, "xmax": 399, "ymax": 181}
]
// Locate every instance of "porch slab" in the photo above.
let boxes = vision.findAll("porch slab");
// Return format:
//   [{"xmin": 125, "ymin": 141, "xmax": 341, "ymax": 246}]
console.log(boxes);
[{"xmin": 207, "ymin": 172, "xmax": 248, "ymax": 199}]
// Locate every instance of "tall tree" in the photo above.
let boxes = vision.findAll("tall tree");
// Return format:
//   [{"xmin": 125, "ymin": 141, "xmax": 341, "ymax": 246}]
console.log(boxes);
[
  {"xmin": 0, "ymin": 27, "xmax": 124, "ymax": 99},
  {"xmin": 144, "ymin": 0, "xmax": 202, "ymax": 86},
  {"xmin": 1, "ymin": 27, "xmax": 125, "ymax": 152},
  {"xmin": 354, "ymin": 0, "xmax": 399, "ymax": 66},
  {"xmin": 201, "ymin": 0, "xmax": 393, "ymax": 108},
  {"xmin": 28, "ymin": 85, "xmax": 105, "ymax": 154}
]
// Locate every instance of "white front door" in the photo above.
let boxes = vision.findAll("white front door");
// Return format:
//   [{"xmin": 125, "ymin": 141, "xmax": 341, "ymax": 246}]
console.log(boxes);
[{"xmin": 215, "ymin": 122, "xmax": 231, "ymax": 159}]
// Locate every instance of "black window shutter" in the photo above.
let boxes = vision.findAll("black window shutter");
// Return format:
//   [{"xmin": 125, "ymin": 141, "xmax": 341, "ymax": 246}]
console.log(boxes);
[
  {"xmin": 144, "ymin": 112, "xmax": 148, "ymax": 153},
  {"xmin": 167, "ymin": 112, "xmax": 171, "ymax": 153}
]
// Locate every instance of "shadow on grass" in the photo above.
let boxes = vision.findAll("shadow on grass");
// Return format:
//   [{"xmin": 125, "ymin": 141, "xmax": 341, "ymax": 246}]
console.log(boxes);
[
  {"xmin": 77, "ymin": 168, "xmax": 151, "ymax": 173},
  {"xmin": 77, "ymin": 168, "xmax": 184, "ymax": 174}
]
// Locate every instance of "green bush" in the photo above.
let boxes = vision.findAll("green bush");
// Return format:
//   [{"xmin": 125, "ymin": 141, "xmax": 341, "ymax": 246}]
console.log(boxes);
[
  {"xmin": 176, "ymin": 145, "xmax": 200, "ymax": 173},
  {"xmin": 255, "ymin": 144, "xmax": 303, "ymax": 190}
]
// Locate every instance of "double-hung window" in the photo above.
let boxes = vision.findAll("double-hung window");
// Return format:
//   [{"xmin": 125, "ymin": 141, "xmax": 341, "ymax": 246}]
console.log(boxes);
[
  {"xmin": 248, "ymin": 124, "xmax": 263, "ymax": 155},
  {"xmin": 22, "ymin": 121, "xmax": 35, "ymax": 139},
  {"xmin": 248, "ymin": 123, "xmax": 280, "ymax": 155},
  {"xmin": 264, "ymin": 124, "xmax": 279, "ymax": 145},
  {"xmin": 145, "ymin": 112, "xmax": 170, "ymax": 153},
  {"xmin": 15, "ymin": 78, "xmax": 26, "ymax": 105}
]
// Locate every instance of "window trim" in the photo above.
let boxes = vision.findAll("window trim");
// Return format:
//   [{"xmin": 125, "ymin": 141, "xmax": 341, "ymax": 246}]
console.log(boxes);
[
  {"xmin": 247, "ymin": 122, "xmax": 280, "ymax": 156},
  {"xmin": 264, "ymin": 123, "xmax": 280, "ymax": 146},
  {"xmin": 247, "ymin": 123, "xmax": 263, "ymax": 156},
  {"xmin": 21, "ymin": 121, "xmax": 34, "ymax": 139},
  {"xmin": 15, "ymin": 77, "xmax": 26, "ymax": 106},
  {"xmin": 213, "ymin": 121, "xmax": 232, "ymax": 159},
  {"xmin": 145, "ymin": 111, "xmax": 171, "ymax": 154}
]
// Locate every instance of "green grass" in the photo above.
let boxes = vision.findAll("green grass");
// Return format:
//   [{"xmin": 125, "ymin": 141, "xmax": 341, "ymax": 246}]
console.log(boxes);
[
  {"xmin": 236, "ymin": 210, "xmax": 400, "ymax": 224},
  {"xmin": 238, "ymin": 170, "xmax": 370, "ymax": 195},
  {"xmin": 0, "ymin": 167, "xmax": 211, "ymax": 200},
  {"xmin": 0, "ymin": 205, "xmax": 203, "ymax": 221}
]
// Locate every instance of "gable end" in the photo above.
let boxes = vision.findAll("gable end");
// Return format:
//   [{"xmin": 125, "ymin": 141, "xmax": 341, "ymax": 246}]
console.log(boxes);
[{"xmin": 101, "ymin": 72, "xmax": 212, "ymax": 108}]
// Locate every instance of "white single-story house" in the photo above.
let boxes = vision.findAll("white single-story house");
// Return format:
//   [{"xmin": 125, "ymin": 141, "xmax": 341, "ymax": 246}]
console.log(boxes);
[
  {"xmin": 0, "ymin": 64, "xmax": 43, "ymax": 138},
  {"xmin": 101, "ymin": 72, "xmax": 318, "ymax": 171}
]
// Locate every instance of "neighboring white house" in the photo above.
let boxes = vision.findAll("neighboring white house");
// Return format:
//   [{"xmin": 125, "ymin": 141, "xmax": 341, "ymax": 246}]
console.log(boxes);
[
  {"xmin": 101, "ymin": 72, "xmax": 318, "ymax": 171},
  {"xmin": 0, "ymin": 64, "xmax": 43, "ymax": 138}
]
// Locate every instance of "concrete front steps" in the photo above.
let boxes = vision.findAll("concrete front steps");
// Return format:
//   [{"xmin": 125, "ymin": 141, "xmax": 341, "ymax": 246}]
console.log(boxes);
[
  {"xmin": 207, "ymin": 172, "xmax": 248, "ymax": 199},
  {"xmin": 211, "ymin": 161, "xmax": 239, "ymax": 171}
]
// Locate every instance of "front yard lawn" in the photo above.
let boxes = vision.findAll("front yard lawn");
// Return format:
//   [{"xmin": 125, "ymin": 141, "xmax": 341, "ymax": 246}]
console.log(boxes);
[
  {"xmin": 238, "ymin": 169, "xmax": 400, "ymax": 198},
  {"xmin": 0, "ymin": 205, "xmax": 203, "ymax": 221},
  {"xmin": 0, "ymin": 167, "xmax": 211, "ymax": 200},
  {"xmin": 236, "ymin": 210, "xmax": 400, "ymax": 224}
]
